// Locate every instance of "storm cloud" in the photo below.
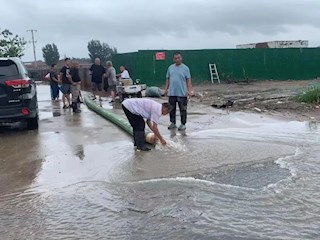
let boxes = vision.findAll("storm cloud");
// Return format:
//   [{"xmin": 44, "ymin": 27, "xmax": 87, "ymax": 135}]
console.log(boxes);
[{"xmin": 1, "ymin": 0, "xmax": 320, "ymax": 61}]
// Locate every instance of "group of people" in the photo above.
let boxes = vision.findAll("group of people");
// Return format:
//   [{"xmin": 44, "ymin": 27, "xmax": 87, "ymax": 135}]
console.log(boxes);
[
  {"xmin": 48, "ymin": 52, "xmax": 193, "ymax": 152},
  {"xmin": 49, "ymin": 58, "xmax": 82, "ymax": 113},
  {"xmin": 89, "ymin": 58, "xmax": 131, "ymax": 103},
  {"xmin": 122, "ymin": 52, "xmax": 193, "ymax": 151},
  {"xmin": 48, "ymin": 57, "xmax": 132, "ymax": 112}
]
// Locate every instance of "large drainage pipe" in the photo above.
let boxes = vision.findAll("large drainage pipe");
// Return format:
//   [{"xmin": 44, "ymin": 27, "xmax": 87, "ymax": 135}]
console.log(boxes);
[{"xmin": 84, "ymin": 94, "xmax": 155, "ymax": 144}]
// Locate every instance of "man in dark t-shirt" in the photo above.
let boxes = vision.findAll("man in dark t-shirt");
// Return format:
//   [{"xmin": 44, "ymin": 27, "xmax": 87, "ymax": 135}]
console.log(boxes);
[
  {"xmin": 89, "ymin": 58, "xmax": 105, "ymax": 101},
  {"xmin": 60, "ymin": 58, "xmax": 72, "ymax": 109},
  {"xmin": 70, "ymin": 61, "xmax": 82, "ymax": 113}
]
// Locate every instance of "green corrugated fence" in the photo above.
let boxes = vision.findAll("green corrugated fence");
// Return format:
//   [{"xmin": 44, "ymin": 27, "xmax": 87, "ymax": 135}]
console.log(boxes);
[{"xmin": 111, "ymin": 48, "xmax": 320, "ymax": 86}]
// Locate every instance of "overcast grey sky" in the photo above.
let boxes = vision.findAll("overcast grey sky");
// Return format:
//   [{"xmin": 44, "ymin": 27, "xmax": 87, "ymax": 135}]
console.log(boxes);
[{"xmin": 2, "ymin": 0, "xmax": 320, "ymax": 61}]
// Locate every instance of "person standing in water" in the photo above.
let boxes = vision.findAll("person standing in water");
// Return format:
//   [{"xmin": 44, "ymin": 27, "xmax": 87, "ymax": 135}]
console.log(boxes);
[
  {"xmin": 164, "ymin": 52, "xmax": 193, "ymax": 131},
  {"xmin": 70, "ymin": 61, "xmax": 82, "ymax": 113},
  {"xmin": 105, "ymin": 61, "xmax": 117, "ymax": 103},
  {"xmin": 89, "ymin": 58, "xmax": 105, "ymax": 101},
  {"xmin": 59, "ymin": 58, "xmax": 72, "ymax": 109},
  {"xmin": 49, "ymin": 64, "xmax": 60, "ymax": 101},
  {"xmin": 122, "ymin": 98, "xmax": 171, "ymax": 151}
]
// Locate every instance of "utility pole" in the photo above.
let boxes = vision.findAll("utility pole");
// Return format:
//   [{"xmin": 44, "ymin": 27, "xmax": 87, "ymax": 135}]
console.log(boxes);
[{"xmin": 27, "ymin": 29, "xmax": 37, "ymax": 67}]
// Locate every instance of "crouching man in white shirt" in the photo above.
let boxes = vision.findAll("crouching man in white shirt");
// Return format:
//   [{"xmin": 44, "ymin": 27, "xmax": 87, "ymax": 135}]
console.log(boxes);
[{"xmin": 122, "ymin": 98, "xmax": 172, "ymax": 151}]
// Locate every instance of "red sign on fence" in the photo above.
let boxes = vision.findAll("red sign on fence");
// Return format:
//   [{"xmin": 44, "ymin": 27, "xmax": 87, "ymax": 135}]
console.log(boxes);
[{"xmin": 155, "ymin": 52, "xmax": 166, "ymax": 60}]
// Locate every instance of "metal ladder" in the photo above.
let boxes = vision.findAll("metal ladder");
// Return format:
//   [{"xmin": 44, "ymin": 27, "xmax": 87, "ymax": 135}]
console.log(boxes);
[{"xmin": 209, "ymin": 63, "xmax": 220, "ymax": 84}]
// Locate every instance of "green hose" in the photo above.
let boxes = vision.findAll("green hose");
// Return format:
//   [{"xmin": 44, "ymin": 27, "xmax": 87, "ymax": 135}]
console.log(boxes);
[
  {"xmin": 84, "ymin": 94, "xmax": 155, "ymax": 144},
  {"xmin": 84, "ymin": 94, "xmax": 133, "ymax": 135}
]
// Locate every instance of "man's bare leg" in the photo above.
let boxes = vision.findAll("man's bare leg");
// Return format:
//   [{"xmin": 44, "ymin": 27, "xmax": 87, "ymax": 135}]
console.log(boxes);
[
  {"xmin": 111, "ymin": 90, "xmax": 116, "ymax": 101},
  {"xmin": 65, "ymin": 94, "xmax": 71, "ymax": 107},
  {"xmin": 98, "ymin": 90, "xmax": 102, "ymax": 101},
  {"xmin": 62, "ymin": 94, "xmax": 66, "ymax": 108}
]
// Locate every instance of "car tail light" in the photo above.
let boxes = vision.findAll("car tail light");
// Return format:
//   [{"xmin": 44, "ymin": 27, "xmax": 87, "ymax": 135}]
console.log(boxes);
[
  {"xmin": 21, "ymin": 108, "xmax": 29, "ymax": 115},
  {"xmin": 5, "ymin": 79, "xmax": 30, "ymax": 88}
]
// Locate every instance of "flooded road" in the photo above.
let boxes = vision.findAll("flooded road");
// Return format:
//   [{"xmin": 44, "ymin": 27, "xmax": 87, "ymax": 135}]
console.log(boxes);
[{"xmin": 0, "ymin": 85, "xmax": 320, "ymax": 239}]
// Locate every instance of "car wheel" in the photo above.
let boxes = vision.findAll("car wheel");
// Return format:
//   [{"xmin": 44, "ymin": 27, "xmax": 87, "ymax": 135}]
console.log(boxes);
[
  {"xmin": 137, "ymin": 92, "xmax": 142, "ymax": 98},
  {"xmin": 26, "ymin": 116, "xmax": 39, "ymax": 130}
]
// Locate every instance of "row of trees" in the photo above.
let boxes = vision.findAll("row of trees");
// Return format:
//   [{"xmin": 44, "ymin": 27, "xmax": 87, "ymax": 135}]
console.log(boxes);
[
  {"xmin": 0, "ymin": 28, "xmax": 118, "ymax": 66},
  {"xmin": 42, "ymin": 40, "xmax": 118, "ymax": 66}
]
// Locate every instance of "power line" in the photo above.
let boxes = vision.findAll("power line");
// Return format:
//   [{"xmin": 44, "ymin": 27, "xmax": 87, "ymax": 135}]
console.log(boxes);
[{"xmin": 27, "ymin": 29, "xmax": 37, "ymax": 67}]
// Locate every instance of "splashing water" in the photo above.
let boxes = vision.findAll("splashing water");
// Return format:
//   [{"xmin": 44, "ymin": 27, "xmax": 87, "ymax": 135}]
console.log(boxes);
[{"xmin": 155, "ymin": 139, "xmax": 188, "ymax": 152}]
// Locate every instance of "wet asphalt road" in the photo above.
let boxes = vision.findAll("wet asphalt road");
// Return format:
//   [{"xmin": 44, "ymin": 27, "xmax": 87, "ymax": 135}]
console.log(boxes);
[
  {"xmin": 0, "ymin": 85, "xmax": 135, "ymax": 195},
  {"xmin": 1, "ymin": 84, "xmax": 320, "ymax": 239},
  {"xmin": 0, "ymin": 84, "xmax": 284, "ymax": 195}
]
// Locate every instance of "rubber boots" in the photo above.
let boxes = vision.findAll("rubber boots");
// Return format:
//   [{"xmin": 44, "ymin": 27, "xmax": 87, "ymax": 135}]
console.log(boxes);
[
  {"xmin": 135, "ymin": 131, "xmax": 150, "ymax": 151},
  {"xmin": 72, "ymin": 102, "xmax": 81, "ymax": 113},
  {"xmin": 133, "ymin": 131, "xmax": 137, "ymax": 147}
]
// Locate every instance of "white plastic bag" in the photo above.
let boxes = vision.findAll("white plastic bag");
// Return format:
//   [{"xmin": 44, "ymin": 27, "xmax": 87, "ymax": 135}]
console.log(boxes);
[{"xmin": 44, "ymin": 73, "xmax": 50, "ymax": 80}]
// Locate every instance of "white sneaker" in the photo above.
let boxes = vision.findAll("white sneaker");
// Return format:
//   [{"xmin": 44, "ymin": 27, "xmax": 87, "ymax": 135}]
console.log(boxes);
[
  {"xmin": 168, "ymin": 123, "xmax": 177, "ymax": 130},
  {"xmin": 178, "ymin": 124, "xmax": 186, "ymax": 131}
]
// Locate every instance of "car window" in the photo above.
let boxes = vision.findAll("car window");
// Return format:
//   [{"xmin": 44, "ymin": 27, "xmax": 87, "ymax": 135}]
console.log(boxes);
[
  {"xmin": 0, "ymin": 60, "xmax": 19, "ymax": 78},
  {"xmin": 21, "ymin": 64, "xmax": 29, "ymax": 78}
]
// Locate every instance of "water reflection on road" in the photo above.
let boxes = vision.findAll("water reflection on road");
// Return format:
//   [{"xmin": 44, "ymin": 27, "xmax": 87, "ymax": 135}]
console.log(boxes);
[{"xmin": 0, "ymin": 85, "xmax": 320, "ymax": 239}]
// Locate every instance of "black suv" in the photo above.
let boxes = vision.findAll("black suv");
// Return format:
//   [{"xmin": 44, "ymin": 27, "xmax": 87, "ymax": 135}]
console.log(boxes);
[{"xmin": 0, "ymin": 57, "xmax": 38, "ymax": 130}]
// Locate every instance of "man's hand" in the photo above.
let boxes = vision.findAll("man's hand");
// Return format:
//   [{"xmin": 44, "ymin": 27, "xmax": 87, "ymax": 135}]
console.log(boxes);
[
  {"xmin": 164, "ymin": 89, "xmax": 168, "ymax": 96},
  {"xmin": 160, "ymin": 139, "xmax": 167, "ymax": 145},
  {"xmin": 187, "ymin": 90, "xmax": 193, "ymax": 97}
]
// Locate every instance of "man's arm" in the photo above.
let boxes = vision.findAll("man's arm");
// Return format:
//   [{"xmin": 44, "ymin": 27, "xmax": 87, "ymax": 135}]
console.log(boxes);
[
  {"xmin": 146, "ymin": 120, "xmax": 166, "ymax": 145},
  {"xmin": 50, "ymin": 72, "xmax": 59, "ymax": 83},
  {"xmin": 101, "ymin": 68, "xmax": 106, "ymax": 82},
  {"xmin": 164, "ymin": 78, "xmax": 170, "ymax": 96},
  {"xmin": 67, "ymin": 71, "xmax": 74, "ymax": 84},
  {"xmin": 105, "ymin": 68, "xmax": 110, "ymax": 78},
  {"xmin": 146, "ymin": 120, "xmax": 153, "ymax": 131},
  {"xmin": 187, "ymin": 78, "xmax": 193, "ymax": 97},
  {"xmin": 52, "ymin": 76, "xmax": 59, "ymax": 83},
  {"xmin": 59, "ymin": 72, "xmax": 63, "ymax": 83}
]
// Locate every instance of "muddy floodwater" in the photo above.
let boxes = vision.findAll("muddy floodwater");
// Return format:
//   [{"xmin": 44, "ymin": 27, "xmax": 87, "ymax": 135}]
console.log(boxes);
[{"xmin": 0, "ymin": 85, "xmax": 320, "ymax": 239}]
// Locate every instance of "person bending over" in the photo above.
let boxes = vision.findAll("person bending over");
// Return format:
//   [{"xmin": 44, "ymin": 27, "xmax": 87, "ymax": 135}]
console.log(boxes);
[{"xmin": 122, "ymin": 98, "xmax": 172, "ymax": 151}]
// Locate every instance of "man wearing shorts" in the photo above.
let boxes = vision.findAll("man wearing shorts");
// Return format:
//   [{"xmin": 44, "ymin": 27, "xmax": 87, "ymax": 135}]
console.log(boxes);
[
  {"xmin": 70, "ymin": 61, "xmax": 82, "ymax": 113},
  {"xmin": 89, "ymin": 58, "xmax": 105, "ymax": 101},
  {"xmin": 105, "ymin": 61, "xmax": 117, "ymax": 103},
  {"xmin": 59, "ymin": 58, "xmax": 72, "ymax": 109}
]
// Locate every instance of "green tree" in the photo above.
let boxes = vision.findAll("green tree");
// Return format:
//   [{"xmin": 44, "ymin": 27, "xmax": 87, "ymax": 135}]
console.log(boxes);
[
  {"xmin": 0, "ymin": 28, "xmax": 27, "ymax": 57},
  {"xmin": 42, "ymin": 43, "xmax": 60, "ymax": 66},
  {"xmin": 87, "ymin": 40, "xmax": 117, "ymax": 64}
]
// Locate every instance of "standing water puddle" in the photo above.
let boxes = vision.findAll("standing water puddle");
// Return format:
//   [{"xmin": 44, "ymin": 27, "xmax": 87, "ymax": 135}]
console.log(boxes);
[{"xmin": 1, "ymin": 110, "xmax": 320, "ymax": 239}]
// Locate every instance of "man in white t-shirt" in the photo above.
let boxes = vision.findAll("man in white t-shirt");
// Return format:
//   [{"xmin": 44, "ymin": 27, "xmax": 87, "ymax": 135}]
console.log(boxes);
[
  {"xmin": 119, "ymin": 66, "xmax": 130, "ymax": 79},
  {"xmin": 122, "ymin": 98, "xmax": 172, "ymax": 151}
]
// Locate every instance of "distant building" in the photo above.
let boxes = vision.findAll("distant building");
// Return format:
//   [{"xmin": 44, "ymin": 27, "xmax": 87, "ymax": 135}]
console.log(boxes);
[
  {"xmin": 236, "ymin": 40, "xmax": 308, "ymax": 49},
  {"xmin": 24, "ymin": 61, "xmax": 48, "ymax": 70}
]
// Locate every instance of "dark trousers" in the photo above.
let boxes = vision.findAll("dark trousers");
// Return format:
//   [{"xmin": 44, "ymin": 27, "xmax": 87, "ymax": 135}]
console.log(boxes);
[
  {"xmin": 51, "ymin": 84, "xmax": 59, "ymax": 100},
  {"xmin": 169, "ymin": 96, "xmax": 188, "ymax": 125},
  {"xmin": 122, "ymin": 105, "xmax": 146, "ymax": 148},
  {"xmin": 122, "ymin": 105, "xmax": 145, "ymax": 131}
]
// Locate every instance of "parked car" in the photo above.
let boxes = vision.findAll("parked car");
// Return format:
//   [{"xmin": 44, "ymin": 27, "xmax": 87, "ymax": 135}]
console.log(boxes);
[{"xmin": 0, "ymin": 57, "xmax": 39, "ymax": 130}]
